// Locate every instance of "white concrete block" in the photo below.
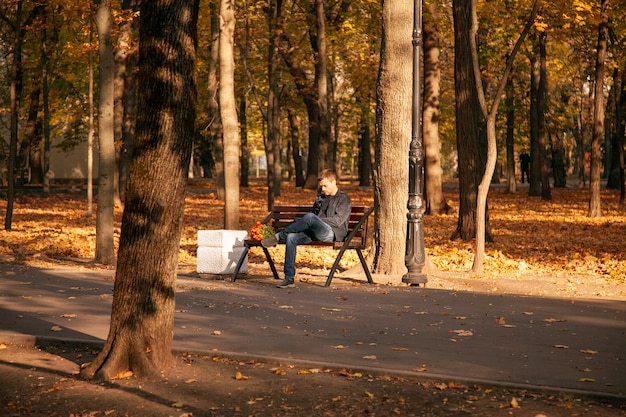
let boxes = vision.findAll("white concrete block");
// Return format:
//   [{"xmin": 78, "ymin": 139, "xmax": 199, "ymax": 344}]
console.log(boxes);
[
  {"xmin": 197, "ymin": 229, "xmax": 248, "ymax": 248},
  {"xmin": 196, "ymin": 246, "xmax": 248, "ymax": 275}
]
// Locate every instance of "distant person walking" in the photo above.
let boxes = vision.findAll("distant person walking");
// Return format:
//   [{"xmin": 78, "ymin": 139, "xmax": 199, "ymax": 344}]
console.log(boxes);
[{"xmin": 519, "ymin": 152, "xmax": 531, "ymax": 184}]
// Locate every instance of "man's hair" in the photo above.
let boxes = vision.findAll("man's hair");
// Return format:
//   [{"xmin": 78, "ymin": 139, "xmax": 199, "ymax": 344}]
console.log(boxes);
[{"xmin": 318, "ymin": 169, "xmax": 337, "ymax": 182}]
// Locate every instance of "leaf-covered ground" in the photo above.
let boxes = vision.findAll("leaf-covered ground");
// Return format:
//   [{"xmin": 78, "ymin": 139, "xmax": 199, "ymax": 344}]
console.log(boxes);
[
  {"xmin": 1, "ymin": 179, "xmax": 624, "ymax": 298},
  {"xmin": 1, "ymin": 343, "xmax": 624, "ymax": 417},
  {"xmin": 1, "ymin": 180, "xmax": 625, "ymax": 416}
]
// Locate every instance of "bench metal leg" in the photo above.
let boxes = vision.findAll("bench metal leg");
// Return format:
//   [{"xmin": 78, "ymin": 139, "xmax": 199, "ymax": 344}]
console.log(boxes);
[
  {"xmin": 231, "ymin": 245, "xmax": 281, "ymax": 282},
  {"xmin": 325, "ymin": 248, "xmax": 375, "ymax": 287},
  {"xmin": 231, "ymin": 246, "xmax": 250, "ymax": 282},
  {"xmin": 356, "ymin": 249, "xmax": 374, "ymax": 284},
  {"xmin": 325, "ymin": 245, "xmax": 349, "ymax": 287},
  {"xmin": 262, "ymin": 247, "xmax": 281, "ymax": 280}
]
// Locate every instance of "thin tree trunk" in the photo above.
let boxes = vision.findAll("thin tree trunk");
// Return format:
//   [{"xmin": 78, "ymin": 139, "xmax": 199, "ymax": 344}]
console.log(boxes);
[
  {"xmin": 5, "ymin": 1, "xmax": 24, "ymax": 230},
  {"xmin": 589, "ymin": 0, "xmax": 609, "ymax": 217},
  {"xmin": 529, "ymin": 33, "xmax": 541, "ymax": 196},
  {"xmin": 315, "ymin": 0, "xmax": 331, "ymax": 172},
  {"xmin": 95, "ymin": 0, "xmax": 116, "ymax": 264},
  {"xmin": 358, "ymin": 101, "xmax": 372, "ymax": 187},
  {"xmin": 88, "ymin": 31, "xmax": 94, "ymax": 217},
  {"xmin": 41, "ymin": 4, "xmax": 51, "ymax": 195},
  {"xmin": 221, "ymin": 0, "xmax": 240, "ymax": 229},
  {"xmin": 240, "ymin": 91, "xmax": 249, "ymax": 187},
  {"xmin": 266, "ymin": 0, "xmax": 283, "ymax": 209},
  {"xmin": 505, "ymin": 77, "xmax": 516, "ymax": 193},
  {"xmin": 287, "ymin": 106, "xmax": 305, "ymax": 187},
  {"xmin": 423, "ymin": 3, "xmax": 450, "ymax": 215},
  {"xmin": 208, "ymin": 2, "xmax": 224, "ymax": 196},
  {"xmin": 607, "ymin": 67, "xmax": 622, "ymax": 190},
  {"xmin": 538, "ymin": 30, "xmax": 551, "ymax": 200},
  {"xmin": 469, "ymin": 0, "xmax": 539, "ymax": 272}
]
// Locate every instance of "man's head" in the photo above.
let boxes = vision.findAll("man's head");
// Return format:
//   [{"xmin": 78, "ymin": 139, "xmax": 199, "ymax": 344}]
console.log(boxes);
[{"xmin": 318, "ymin": 169, "xmax": 339, "ymax": 196}]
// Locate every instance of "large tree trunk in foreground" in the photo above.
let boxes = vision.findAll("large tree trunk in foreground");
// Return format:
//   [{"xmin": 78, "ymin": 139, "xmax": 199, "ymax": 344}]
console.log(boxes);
[
  {"xmin": 82, "ymin": 0, "xmax": 199, "ymax": 380},
  {"xmin": 372, "ymin": 0, "xmax": 411, "ymax": 280}
]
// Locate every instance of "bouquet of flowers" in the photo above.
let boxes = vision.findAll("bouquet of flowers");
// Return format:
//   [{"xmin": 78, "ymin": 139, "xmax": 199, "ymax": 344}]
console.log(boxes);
[{"xmin": 249, "ymin": 221, "xmax": 275, "ymax": 240}]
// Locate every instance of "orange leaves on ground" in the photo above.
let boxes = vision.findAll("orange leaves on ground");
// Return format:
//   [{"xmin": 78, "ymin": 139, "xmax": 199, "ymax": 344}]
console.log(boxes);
[{"xmin": 1, "ymin": 182, "xmax": 624, "ymax": 286}]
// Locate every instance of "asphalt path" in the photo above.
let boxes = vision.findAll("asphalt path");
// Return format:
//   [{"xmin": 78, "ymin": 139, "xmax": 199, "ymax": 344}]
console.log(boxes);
[{"xmin": 0, "ymin": 262, "xmax": 624, "ymax": 400}]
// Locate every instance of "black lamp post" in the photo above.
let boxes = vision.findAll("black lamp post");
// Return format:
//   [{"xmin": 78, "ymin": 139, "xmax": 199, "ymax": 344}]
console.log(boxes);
[{"xmin": 403, "ymin": 0, "xmax": 427, "ymax": 285}]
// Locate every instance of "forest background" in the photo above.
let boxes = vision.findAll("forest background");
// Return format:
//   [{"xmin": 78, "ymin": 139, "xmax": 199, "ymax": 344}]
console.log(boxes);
[{"xmin": 1, "ymin": 0, "xmax": 625, "ymax": 379}]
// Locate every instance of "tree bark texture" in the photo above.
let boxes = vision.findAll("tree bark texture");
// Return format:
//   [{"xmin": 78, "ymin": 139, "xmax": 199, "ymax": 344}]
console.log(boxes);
[
  {"xmin": 505, "ymin": 77, "xmax": 516, "ymax": 193},
  {"xmin": 529, "ymin": 34, "xmax": 541, "ymax": 197},
  {"xmin": 207, "ymin": 2, "xmax": 224, "ymax": 197},
  {"xmin": 266, "ymin": 0, "xmax": 283, "ymax": 209},
  {"xmin": 221, "ymin": 0, "xmax": 240, "ymax": 229},
  {"xmin": 423, "ymin": 4, "xmax": 450, "ymax": 215},
  {"xmin": 358, "ymin": 102, "xmax": 372, "ymax": 187},
  {"xmin": 95, "ymin": 1, "xmax": 116, "ymax": 264},
  {"xmin": 538, "ymin": 30, "xmax": 551, "ymax": 200},
  {"xmin": 450, "ymin": 0, "xmax": 485, "ymax": 241},
  {"xmin": 589, "ymin": 0, "xmax": 608, "ymax": 217},
  {"xmin": 606, "ymin": 68, "xmax": 623, "ymax": 190},
  {"xmin": 372, "ymin": 0, "xmax": 412, "ymax": 279},
  {"xmin": 82, "ymin": 0, "xmax": 199, "ymax": 380}
]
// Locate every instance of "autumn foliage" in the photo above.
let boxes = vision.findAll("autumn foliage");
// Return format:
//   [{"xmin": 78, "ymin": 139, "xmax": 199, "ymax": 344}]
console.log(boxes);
[{"xmin": 0, "ymin": 180, "xmax": 624, "ymax": 284}]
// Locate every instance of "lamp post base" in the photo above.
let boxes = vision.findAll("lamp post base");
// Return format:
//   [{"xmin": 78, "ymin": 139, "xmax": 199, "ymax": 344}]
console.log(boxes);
[{"xmin": 402, "ymin": 271, "xmax": 428, "ymax": 285}]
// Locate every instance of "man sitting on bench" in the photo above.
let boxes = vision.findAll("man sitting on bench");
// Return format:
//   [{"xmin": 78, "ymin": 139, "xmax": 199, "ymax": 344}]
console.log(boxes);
[{"xmin": 261, "ymin": 169, "xmax": 352, "ymax": 288}]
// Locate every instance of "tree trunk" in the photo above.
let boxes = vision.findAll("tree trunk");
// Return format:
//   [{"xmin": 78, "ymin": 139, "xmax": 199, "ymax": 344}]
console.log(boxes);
[
  {"xmin": 221, "ymin": 0, "xmax": 240, "ymax": 229},
  {"xmin": 41, "ymin": 4, "xmax": 51, "ymax": 195},
  {"xmin": 115, "ymin": 0, "xmax": 138, "ymax": 205},
  {"xmin": 286, "ymin": 106, "xmax": 305, "ymax": 187},
  {"xmin": 529, "ymin": 33, "xmax": 542, "ymax": 197},
  {"xmin": 612, "ymin": 68, "xmax": 625, "ymax": 205},
  {"xmin": 372, "ymin": 0, "xmax": 412, "ymax": 279},
  {"xmin": 21, "ymin": 82, "xmax": 41, "ymax": 185},
  {"xmin": 550, "ymin": 131, "xmax": 567, "ymax": 187},
  {"xmin": 607, "ymin": 67, "xmax": 624, "ymax": 190},
  {"xmin": 315, "ymin": 0, "xmax": 331, "ymax": 171},
  {"xmin": 95, "ymin": 1, "xmax": 116, "ymax": 265},
  {"xmin": 505, "ymin": 77, "xmax": 516, "ymax": 193},
  {"xmin": 88, "ymin": 33, "xmax": 95, "ymax": 217},
  {"xmin": 82, "ymin": 0, "xmax": 199, "ymax": 380},
  {"xmin": 450, "ymin": 0, "xmax": 487, "ymax": 241},
  {"xmin": 423, "ymin": 3, "xmax": 450, "ymax": 215},
  {"xmin": 589, "ymin": 0, "xmax": 609, "ymax": 218},
  {"xmin": 538, "ymin": 30, "xmax": 551, "ymax": 200},
  {"xmin": 469, "ymin": 0, "xmax": 538, "ymax": 273},
  {"xmin": 281, "ymin": 33, "xmax": 320, "ymax": 189},
  {"xmin": 358, "ymin": 101, "xmax": 372, "ymax": 187},
  {"xmin": 266, "ymin": 0, "xmax": 283, "ymax": 209},
  {"xmin": 240, "ymin": 6, "xmax": 250, "ymax": 188},
  {"xmin": 5, "ymin": 1, "xmax": 24, "ymax": 230},
  {"xmin": 207, "ymin": 2, "xmax": 224, "ymax": 196},
  {"xmin": 240, "ymin": 90, "xmax": 250, "ymax": 187}
]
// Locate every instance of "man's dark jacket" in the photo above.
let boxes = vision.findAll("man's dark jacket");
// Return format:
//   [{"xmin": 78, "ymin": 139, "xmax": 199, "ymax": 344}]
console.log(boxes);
[{"xmin": 311, "ymin": 190, "xmax": 351, "ymax": 241}]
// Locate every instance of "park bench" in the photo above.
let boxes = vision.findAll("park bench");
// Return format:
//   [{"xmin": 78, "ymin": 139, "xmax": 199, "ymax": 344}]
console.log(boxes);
[{"xmin": 231, "ymin": 205, "xmax": 375, "ymax": 287}]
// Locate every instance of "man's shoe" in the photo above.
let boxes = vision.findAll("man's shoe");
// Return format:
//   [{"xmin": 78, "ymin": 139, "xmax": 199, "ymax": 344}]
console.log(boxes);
[
  {"xmin": 261, "ymin": 234, "xmax": 279, "ymax": 248},
  {"xmin": 276, "ymin": 278, "xmax": 295, "ymax": 288}
]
